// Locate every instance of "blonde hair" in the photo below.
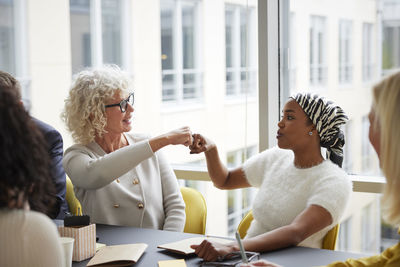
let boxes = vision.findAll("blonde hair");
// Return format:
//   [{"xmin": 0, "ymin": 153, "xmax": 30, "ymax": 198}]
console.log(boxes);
[
  {"xmin": 373, "ymin": 71, "xmax": 400, "ymax": 226},
  {"xmin": 62, "ymin": 65, "xmax": 132, "ymax": 144}
]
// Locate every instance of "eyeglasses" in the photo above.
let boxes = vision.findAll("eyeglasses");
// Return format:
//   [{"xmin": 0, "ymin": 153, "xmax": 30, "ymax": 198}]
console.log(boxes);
[
  {"xmin": 200, "ymin": 251, "xmax": 260, "ymax": 267},
  {"xmin": 104, "ymin": 93, "xmax": 134, "ymax": 113}
]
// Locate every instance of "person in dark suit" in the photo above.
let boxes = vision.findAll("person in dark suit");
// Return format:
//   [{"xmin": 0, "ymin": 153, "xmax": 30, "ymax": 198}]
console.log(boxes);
[
  {"xmin": 0, "ymin": 70, "xmax": 68, "ymax": 219},
  {"xmin": 32, "ymin": 118, "xmax": 69, "ymax": 219}
]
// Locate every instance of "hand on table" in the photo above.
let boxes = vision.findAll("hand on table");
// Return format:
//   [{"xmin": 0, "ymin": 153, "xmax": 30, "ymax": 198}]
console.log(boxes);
[{"xmin": 190, "ymin": 239, "xmax": 234, "ymax": 262}]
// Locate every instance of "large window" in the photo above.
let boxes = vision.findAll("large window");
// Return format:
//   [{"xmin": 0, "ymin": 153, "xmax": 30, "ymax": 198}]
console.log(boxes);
[
  {"xmin": 338, "ymin": 20, "xmax": 353, "ymax": 85},
  {"xmin": 309, "ymin": 15, "xmax": 327, "ymax": 87},
  {"xmin": 160, "ymin": 0, "xmax": 202, "ymax": 103},
  {"xmin": 225, "ymin": 5, "xmax": 257, "ymax": 97},
  {"xmin": 70, "ymin": 0, "xmax": 129, "ymax": 74},
  {"xmin": 15, "ymin": 0, "xmax": 400, "ymax": 247}
]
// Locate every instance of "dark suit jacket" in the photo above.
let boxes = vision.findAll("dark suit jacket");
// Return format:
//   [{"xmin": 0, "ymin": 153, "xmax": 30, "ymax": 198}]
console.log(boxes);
[{"xmin": 33, "ymin": 117, "xmax": 69, "ymax": 219}]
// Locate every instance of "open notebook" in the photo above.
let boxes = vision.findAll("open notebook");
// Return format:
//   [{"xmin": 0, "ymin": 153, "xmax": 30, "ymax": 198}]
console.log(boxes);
[
  {"xmin": 87, "ymin": 243, "xmax": 148, "ymax": 267},
  {"xmin": 157, "ymin": 237, "xmax": 233, "ymax": 255}
]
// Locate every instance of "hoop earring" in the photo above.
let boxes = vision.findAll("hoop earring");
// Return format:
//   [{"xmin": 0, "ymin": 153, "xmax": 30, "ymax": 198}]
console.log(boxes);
[{"xmin": 308, "ymin": 131, "xmax": 313, "ymax": 136}]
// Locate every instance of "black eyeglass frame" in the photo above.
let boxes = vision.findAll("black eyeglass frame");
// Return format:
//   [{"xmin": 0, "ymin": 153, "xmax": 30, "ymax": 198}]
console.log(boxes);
[{"xmin": 104, "ymin": 92, "xmax": 134, "ymax": 113}]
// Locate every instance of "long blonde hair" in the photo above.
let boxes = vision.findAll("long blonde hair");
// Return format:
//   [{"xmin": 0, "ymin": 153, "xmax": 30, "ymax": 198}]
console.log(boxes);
[{"xmin": 373, "ymin": 71, "xmax": 400, "ymax": 226}]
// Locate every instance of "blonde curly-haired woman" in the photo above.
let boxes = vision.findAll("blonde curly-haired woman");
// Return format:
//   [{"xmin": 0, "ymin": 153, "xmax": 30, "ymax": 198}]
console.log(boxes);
[{"xmin": 62, "ymin": 65, "xmax": 191, "ymax": 231}]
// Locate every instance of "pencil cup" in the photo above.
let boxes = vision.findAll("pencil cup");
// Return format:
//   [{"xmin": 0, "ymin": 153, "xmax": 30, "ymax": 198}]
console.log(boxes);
[{"xmin": 60, "ymin": 237, "xmax": 74, "ymax": 267}]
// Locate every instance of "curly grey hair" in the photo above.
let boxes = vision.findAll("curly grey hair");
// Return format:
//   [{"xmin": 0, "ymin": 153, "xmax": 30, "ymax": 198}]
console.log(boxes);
[{"xmin": 62, "ymin": 65, "xmax": 132, "ymax": 144}]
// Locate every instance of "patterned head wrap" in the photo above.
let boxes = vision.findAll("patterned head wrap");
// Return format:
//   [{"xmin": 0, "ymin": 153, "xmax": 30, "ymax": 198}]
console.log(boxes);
[{"xmin": 291, "ymin": 93, "xmax": 349, "ymax": 167}]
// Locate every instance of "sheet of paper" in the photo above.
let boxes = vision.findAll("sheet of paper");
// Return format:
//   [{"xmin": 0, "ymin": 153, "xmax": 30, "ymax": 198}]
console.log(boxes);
[
  {"xmin": 158, "ymin": 259, "xmax": 187, "ymax": 267},
  {"xmin": 157, "ymin": 236, "xmax": 233, "ymax": 255}
]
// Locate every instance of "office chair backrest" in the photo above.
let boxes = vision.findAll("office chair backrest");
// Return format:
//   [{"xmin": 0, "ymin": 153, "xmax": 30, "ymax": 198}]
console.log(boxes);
[
  {"xmin": 180, "ymin": 187, "xmax": 207, "ymax": 235},
  {"xmin": 322, "ymin": 224, "xmax": 340, "ymax": 250},
  {"xmin": 237, "ymin": 210, "xmax": 340, "ymax": 250},
  {"xmin": 66, "ymin": 176, "xmax": 82, "ymax": 215}
]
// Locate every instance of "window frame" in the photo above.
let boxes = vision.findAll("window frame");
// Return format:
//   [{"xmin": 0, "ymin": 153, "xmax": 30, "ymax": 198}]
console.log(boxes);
[
  {"xmin": 160, "ymin": 0, "xmax": 203, "ymax": 105},
  {"xmin": 309, "ymin": 15, "xmax": 328, "ymax": 87},
  {"xmin": 224, "ymin": 4, "xmax": 257, "ymax": 99},
  {"xmin": 0, "ymin": 0, "xmax": 30, "ymax": 108},
  {"xmin": 70, "ymin": 0, "xmax": 131, "ymax": 73},
  {"xmin": 338, "ymin": 19, "xmax": 353, "ymax": 85},
  {"xmin": 362, "ymin": 23, "xmax": 374, "ymax": 82}
]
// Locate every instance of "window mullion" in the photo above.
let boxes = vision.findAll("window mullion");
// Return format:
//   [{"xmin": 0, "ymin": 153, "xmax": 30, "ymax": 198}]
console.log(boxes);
[
  {"xmin": 91, "ymin": 0, "xmax": 103, "ymax": 67},
  {"xmin": 175, "ymin": 1, "xmax": 183, "ymax": 103},
  {"xmin": 258, "ymin": 0, "xmax": 280, "ymax": 151},
  {"xmin": 121, "ymin": 0, "xmax": 131, "ymax": 72},
  {"xmin": 233, "ymin": 7, "xmax": 240, "ymax": 96}
]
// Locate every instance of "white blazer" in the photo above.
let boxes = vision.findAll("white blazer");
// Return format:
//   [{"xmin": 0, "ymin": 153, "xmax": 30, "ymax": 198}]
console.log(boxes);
[{"xmin": 62, "ymin": 133, "xmax": 186, "ymax": 232}]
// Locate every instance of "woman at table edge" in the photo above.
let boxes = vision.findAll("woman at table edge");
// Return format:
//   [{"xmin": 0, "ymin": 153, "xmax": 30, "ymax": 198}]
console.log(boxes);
[{"xmin": 241, "ymin": 71, "xmax": 400, "ymax": 267}]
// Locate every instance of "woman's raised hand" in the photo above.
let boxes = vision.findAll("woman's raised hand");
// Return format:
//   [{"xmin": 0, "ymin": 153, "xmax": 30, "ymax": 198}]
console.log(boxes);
[
  {"xmin": 165, "ymin": 126, "xmax": 193, "ymax": 146},
  {"xmin": 189, "ymin": 133, "xmax": 216, "ymax": 154},
  {"xmin": 149, "ymin": 126, "xmax": 193, "ymax": 152}
]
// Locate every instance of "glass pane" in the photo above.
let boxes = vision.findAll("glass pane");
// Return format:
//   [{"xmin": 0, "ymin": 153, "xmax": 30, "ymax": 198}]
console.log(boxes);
[
  {"xmin": 102, "ymin": 0, "xmax": 122, "ymax": 66},
  {"xmin": 0, "ymin": 0, "xmax": 15, "ymax": 74},
  {"xmin": 226, "ymin": 70, "xmax": 235, "ymax": 95},
  {"xmin": 183, "ymin": 72, "xmax": 197, "ymax": 99},
  {"xmin": 225, "ymin": 9, "xmax": 233, "ymax": 68},
  {"xmin": 161, "ymin": 1, "xmax": 201, "ymax": 104},
  {"xmin": 225, "ymin": 5, "xmax": 257, "ymax": 97},
  {"xmin": 162, "ymin": 74, "xmax": 176, "ymax": 102},
  {"xmin": 182, "ymin": 5, "xmax": 194, "ymax": 69},
  {"xmin": 161, "ymin": 5, "xmax": 174, "ymax": 70},
  {"xmin": 70, "ymin": 0, "xmax": 91, "ymax": 73},
  {"xmin": 240, "ymin": 9, "xmax": 247, "ymax": 67},
  {"xmin": 363, "ymin": 23, "xmax": 373, "ymax": 82}
]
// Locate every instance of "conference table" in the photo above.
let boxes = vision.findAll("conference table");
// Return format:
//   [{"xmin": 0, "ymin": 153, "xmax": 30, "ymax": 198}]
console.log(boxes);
[{"xmin": 71, "ymin": 224, "xmax": 369, "ymax": 267}]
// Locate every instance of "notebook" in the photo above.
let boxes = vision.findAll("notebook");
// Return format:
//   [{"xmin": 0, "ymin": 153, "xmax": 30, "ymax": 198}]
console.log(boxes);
[
  {"xmin": 157, "ymin": 237, "xmax": 233, "ymax": 255},
  {"xmin": 158, "ymin": 259, "xmax": 187, "ymax": 267},
  {"xmin": 87, "ymin": 243, "xmax": 148, "ymax": 267}
]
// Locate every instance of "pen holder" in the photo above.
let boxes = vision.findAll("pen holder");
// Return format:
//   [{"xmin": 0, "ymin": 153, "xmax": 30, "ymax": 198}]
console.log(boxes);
[{"xmin": 58, "ymin": 223, "xmax": 96, "ymax": 261}]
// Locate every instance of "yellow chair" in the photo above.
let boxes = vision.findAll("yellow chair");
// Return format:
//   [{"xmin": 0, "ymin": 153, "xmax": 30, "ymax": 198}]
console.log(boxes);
[
  {"xmin": 322, "ymin": 224, "xmax": 340, "ymax": 250},
  {"xmin": 237, "ymin": 210, "xmax": 339, "ymax": 250},
  {"xmin": 66, "ymin": 176, "xmax": 82, "ymax": 215},
  {"xmin": 180, "ymin": 187, "xmax": 207, "ymax": 235},
  {"xmin": 237, "ymin": 210, "xmax": 254, "ymax": 239}
]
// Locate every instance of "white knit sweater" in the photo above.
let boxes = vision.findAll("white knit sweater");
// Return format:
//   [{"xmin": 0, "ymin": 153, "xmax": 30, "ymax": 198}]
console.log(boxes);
[
  {"xmin": 0, "ymin": 209, "xmax": 64, "ymax": 267},
  {"xmin": 243, "ymin": 147, "xmax": 352, "ymax": 248}
]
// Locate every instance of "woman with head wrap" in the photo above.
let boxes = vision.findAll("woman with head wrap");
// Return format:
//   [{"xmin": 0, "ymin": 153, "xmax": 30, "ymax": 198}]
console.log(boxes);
[
  {"xmin": 240, "ymin": 72, "xmax": 400, "ymax": 267},
  {"xmin": 188, "ymin": 93, "xmax": 352, "ymax": 262}
]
